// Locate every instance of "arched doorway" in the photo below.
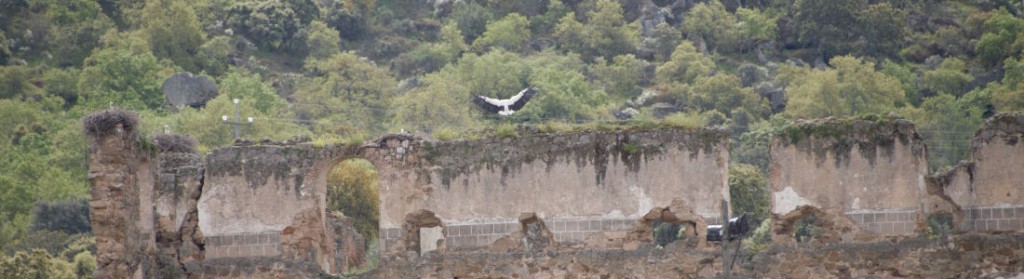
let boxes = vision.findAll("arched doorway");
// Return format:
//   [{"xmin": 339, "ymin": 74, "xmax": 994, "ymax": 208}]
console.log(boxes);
[{"xmin": 325, "ymin": 158, "xmax": 380, "ymax": 274}]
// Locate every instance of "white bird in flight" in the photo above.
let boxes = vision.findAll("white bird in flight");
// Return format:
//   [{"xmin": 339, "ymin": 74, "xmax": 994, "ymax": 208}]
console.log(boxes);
[{"xmin": 472, "ymin": 87, "xmax": 537, "ymax": 116}]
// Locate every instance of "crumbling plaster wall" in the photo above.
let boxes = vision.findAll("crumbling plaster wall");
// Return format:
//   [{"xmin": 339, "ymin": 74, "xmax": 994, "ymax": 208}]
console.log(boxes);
[
  {"xmin": 769, "ymin": 117, "xmax": 930, "ymax": 236},
  {"xmin": 939, "ymin": 114, "xmax": 1024, "ymax": 232},
  {"xmin": 198, "ymin": 142, "xmax": 350, "ymax": 273},
  {"xmin": 361, "ymin": 128, "xmax": 730, "ymax": 254}
]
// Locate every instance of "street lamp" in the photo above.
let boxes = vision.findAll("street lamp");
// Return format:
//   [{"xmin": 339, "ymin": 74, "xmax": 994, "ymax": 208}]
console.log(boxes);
[{"xmin": 222, "ymin": 98, "xmax": 254, "ymax": 141}]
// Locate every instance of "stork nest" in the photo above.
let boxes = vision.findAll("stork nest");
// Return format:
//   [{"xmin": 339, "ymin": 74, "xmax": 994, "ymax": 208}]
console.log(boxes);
[
  {"xmin": 82, "ymin": 109, "xmax": 140, "ymax": 140},
  {"xmin": 153, "ymin": 134, "xmax": 198, "ymax": 154}
]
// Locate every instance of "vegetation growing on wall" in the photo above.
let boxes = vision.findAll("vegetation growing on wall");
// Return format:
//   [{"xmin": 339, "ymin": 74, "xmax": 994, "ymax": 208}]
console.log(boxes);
[{"xmin": 2, "ymin": 0, "xmax": 1024, "ymax": 271}]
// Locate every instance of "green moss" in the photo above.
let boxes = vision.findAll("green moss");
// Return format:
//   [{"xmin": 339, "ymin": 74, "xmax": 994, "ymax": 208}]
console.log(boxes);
[
  {"xmin": 773, "ymin": 114, "xmax": 920, "ymax": 167},
  {"xmin": 622, "ymin": 143, "xmax": 639, "ymax": 154}
]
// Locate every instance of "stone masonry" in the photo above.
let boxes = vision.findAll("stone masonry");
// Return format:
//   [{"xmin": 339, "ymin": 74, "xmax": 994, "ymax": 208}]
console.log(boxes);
[
  {"xmin": 769, "ymin": 116, "xmax": 930, "ymax": 237},
  {"xmin": 86, "ymin": 111, "xmax": 1024, "ymax": 278}
]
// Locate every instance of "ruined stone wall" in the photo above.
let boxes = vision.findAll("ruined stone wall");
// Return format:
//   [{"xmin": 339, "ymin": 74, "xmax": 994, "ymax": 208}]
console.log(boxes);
[
  {"xmin": 154, "ymin": 152, "xmax": 204, "ymax": 273},
  {"xmin": 938, "ymin": 114, "xmax": 1024, "ymax": 232},
  {"xmin": 769, "ymin": 117, "xmax": 930, "ymax": 236},
  {"xmin": 87, "ymin": 126, "xmax": 157, "ymax": 278},
  {"xmin": 361, "ymin": 128, "xmax": 730, "ymax": 255},
  {"xmin": 364, "ymin": 233, "xmax": 1024, "ymax": 278},
  {"xmin": 198, "ymin": 142, "xmax": 350, "ymax": 273}
]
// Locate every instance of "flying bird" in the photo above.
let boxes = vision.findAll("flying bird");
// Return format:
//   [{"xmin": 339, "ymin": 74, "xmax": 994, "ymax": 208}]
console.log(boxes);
[{"xmin": 473, "ymin": 87, "xmax": 537, "ymax": 116}]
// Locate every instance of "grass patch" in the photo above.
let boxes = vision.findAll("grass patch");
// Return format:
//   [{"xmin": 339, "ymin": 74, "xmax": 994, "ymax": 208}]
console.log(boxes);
[
  {"xmin": 431, "ymin": 127, "xmax": 460, "ymax": 141},
  {"xmin": 312, "ymin": 134, "xmax": 345, "ymax": 148},
  {"xmin": 660, "ymin": 112, "xmax": 705, "ymax": 130},
  {"xmin": 495, "ymin": 124, "xmax": 518, "ymax": 139},
  {"xmin": 537, "ymin": 121, "xmax": 575, "ymax": 133}
]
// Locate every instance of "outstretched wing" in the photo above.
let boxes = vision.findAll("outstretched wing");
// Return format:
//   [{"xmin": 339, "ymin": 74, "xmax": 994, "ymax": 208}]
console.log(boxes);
[
  {"xmin": 507, "ymin": 87, "xmax": 536, "ymax": 111},
  {"xmin": 473, "ymin": 95, "xmax": 503, "ymax": 113}
]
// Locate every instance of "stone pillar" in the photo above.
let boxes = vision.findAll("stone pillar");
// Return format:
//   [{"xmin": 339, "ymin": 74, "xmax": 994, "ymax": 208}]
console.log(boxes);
[{"xmin": 87, "ymin": 123, "xmax": 157, "ymax": 279}]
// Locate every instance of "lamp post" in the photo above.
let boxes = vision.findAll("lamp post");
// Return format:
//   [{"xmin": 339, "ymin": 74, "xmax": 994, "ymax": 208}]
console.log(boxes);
[{"xmin": 222, "ymin": 98, "xmax": 254, "ymax": 141}]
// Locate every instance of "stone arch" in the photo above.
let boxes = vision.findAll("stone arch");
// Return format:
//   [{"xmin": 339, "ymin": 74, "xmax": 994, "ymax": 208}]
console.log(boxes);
[{"xmin": 321, "ymin": 156, "xmax": 382, "ymax": 274}]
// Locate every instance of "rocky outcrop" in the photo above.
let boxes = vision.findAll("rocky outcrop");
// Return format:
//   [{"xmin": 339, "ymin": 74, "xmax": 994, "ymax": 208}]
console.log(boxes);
[{"xmin": 161, "ymin": 72, "xmax": 218, "ymax": 109}]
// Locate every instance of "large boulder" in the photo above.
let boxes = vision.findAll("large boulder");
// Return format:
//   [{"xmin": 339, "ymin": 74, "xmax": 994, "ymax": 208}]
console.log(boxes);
[
  {"xmin": 755, "ymin": 82, "xmax": 786, "ymax": 114},
  {"xmin": 162, "ymin": 72, "xmax": 218, "ymax": 109}
]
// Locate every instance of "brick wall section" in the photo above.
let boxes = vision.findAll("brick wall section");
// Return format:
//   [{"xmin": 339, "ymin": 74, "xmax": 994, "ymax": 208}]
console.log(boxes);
[
  {"xmin": 960, "ymin": 206, "xmax": 1024, "ymax": 232},
  {"xmin": 382, "ymin": 217, "xmax": 726, "ymax": 250},
  {"xmin": 381, "ymin": 227, "xmax": 403, "ymax": 252},
  {"xmin": 845, "ymin": 210, "xmax": 917, "ymax": 235},
  {"xmin": 548, "ymin": 218, "xmax": 634, "ymax": 243},
  {"xmin": 447, "ymin": 222, "xmax": 519, "ymax": 249},
  {"xmin": 205, "ymin": 231, "xmax": 282, "ymax": 258}
]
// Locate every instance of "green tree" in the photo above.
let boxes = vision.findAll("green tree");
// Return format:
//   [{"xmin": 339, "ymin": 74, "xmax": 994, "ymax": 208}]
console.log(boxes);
[
  {"xmin": 901, "ymin": 94, "xmax": 983, "ymax": 169},
  {"xmin": 732, "ymin": 7, "xmax": 778, "ymax": 53},
  {"xmin": 143, "ymin": 0, "xmax": 206, "ymax": 72},
  {"xmin": 76, "ymin": 48, "xmax": 166, "ymax": 111},
  {"xmin": 0, "ymin": 66, "xmax": 41, "ymax": 100},
  {"xmin": 530, "ymin": 0, "xmax": 569, "ymax": 35},
  {"xmin": 793, "ymin": 0, "xmax": 862, "ymax": 58},
  {"xmin": 553, "ymin": 12, "xmax": 587, "ymax": 53},
  {"xmin": 688, "ymin": 73, "xmax": 767, "ymax": 123},
  {"xmin": 553, "ymin": 0, "xmax": 639, "ymax": 59},
  {"xmin": 390, "ymin": 71, "xmax": 482, "ymax": 133},
  {"xmin": 392, "ymin": 21, "xmax": 467, "ymax": 77},
  {"xmin": 71, "ymin": 251, "xmax": 95, "ymax": 278},
  {"xmin": 42, "ymin": 68, "xmax": 81, "ymax": 109},
  {"xmin": 143, "ymin": 69, "xmax": 308, "ymax": 150},
  {"xmin": 327, "ymin": 159, "xmax": 379, "ymax": 240},
  {"xmin": 922, "ymin": 58, "xmax": 973, "ymax": 97},
  {"xmin": 881, "ymin": 60, "xmax": 921, "ymax": 106},
  {"xmin": 30, "ymin": 199, "xmax": 90, "ymax": 235},
  {"xmin": 644, "ymin": 23, "xmax": 682, "ymax": 62},
  {"xmin": 472, "ymin": 13, "xmax": 531, "ymax": 52},
  {"xmin": 992, "ymin": 56, "xmax": 1024, "ymax": 112},
  {"xmin": 655, "ymin": 41, "xmax": 715, "ymax": 85},
  {"xmin": 784, "ymin": 56, "xmax": 905, "ymax": 119},
  {"xmin": 295, "ymin": 52, "xmax": 398, "ymax": 134},
  {"xmin": 44, "ymin": 0, "xmax": 115, "ymax": 67},
  {"xmin": 321, "ymin": 0, "xmax": 373, "ymax": 41},
  {"xmin": 305, "ymin": 20, "xmax": 341, "ymax": 60},
  {"xmin": 975, "ymin": 8, "xmax": 1023, "ymax": 66},
  {"xmin": 681, "ymin": 0, "xmax": 735, "ymax": 51},
  {"xmin": 519, "ymin": 51, "xmax": 608, "ymax": 122},
  {"xmin": 450, "ymin": 1, "xmax": 494, "ymax": 41},
  {"xmin": 196, "ymin": 36, "xmax": 232, "ymax": 77},
  {"xmin": 855, "ymin": 3, "xmax": 906, "ymax": 58},
  {"xmin": 0, "ymin": 250, "xmax": 62, "ymax": 279},
  {"xmin": 226, "ymin": 0, "xmax": 319, "ymax": 51},
  {"xmin": 729, "ymin": 163, "xmax": 769, "ymax": 222},
  {"xmin": 589, "ymin": 54, "xmax": 647, "ymax": 99}
]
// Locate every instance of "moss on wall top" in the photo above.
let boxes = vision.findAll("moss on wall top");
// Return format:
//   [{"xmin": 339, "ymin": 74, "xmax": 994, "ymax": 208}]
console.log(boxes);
[
  {"xmin": 973, "ymin": 113, "xmax": 1024, "ymax": 149},
  {"xmin": 773, "ymin": 114, "xmax": 925, "ymax": 167},
  {"xmin": 205, "ymin": 137, "xmax": 350, "ymax": 195},
  {"xmin": 407, "ymin": 126, "xmax": 729, "ymax": 189}
]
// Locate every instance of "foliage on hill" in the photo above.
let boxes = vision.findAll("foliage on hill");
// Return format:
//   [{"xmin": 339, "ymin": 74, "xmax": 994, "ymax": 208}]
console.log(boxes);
[{"xmin": 1, "ymin": 0, "xmax": 1024, "ymax": 272}]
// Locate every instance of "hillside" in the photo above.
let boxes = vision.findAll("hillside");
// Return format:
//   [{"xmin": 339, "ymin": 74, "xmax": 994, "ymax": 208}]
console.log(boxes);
[{"xmin": 0, "ymin": 0, "xmax": 1023, "ymax": 276}]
